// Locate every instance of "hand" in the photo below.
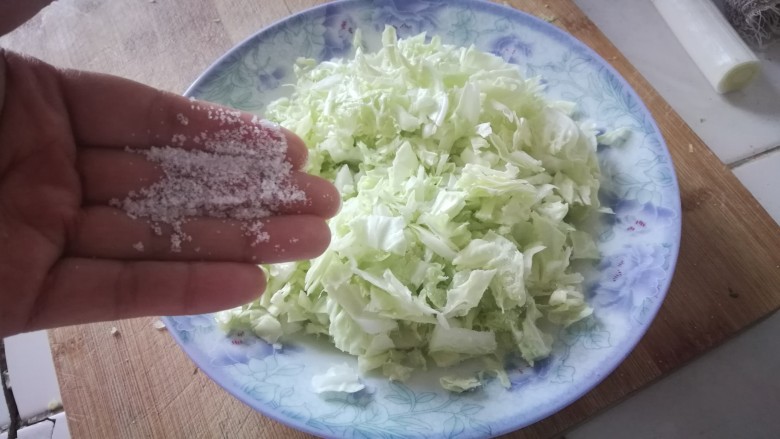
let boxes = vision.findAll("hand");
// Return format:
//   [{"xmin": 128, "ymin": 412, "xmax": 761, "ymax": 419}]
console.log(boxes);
[{"xmin": 0, "ymin": 50, "xmax": 339, "ymax": 337}]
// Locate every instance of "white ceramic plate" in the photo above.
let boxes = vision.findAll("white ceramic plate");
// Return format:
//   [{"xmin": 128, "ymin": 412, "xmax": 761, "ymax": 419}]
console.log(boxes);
[{"xmin": 164, "ymin": 1, "xmax": 681, "ymax": 437}]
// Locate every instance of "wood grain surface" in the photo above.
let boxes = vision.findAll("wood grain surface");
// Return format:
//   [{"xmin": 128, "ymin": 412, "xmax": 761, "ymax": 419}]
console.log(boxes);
[{"xmin": 2, "ymin": 0, "xmax": 779, "ymax": 438}]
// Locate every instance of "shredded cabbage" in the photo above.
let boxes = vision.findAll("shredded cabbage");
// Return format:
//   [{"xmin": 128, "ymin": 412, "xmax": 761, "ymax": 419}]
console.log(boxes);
[
  {"xmin": 218, "ymin": 27, "xmax": 601, "ymax": 388},
  {"xmin": 439, "ymin": 375, "xmax": 482, "ymax": 393},
  {"xmin": 311, "ymin": 363, "xmax": 365, "ymax": 394}
]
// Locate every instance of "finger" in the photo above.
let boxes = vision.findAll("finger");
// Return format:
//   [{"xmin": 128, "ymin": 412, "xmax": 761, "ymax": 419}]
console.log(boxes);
[
  {"xmin": 68, "ymin": 206, "xmax": 331, "ymax": 263},
  {"xmin": 77, "ymin": 149, "xmax": 340, "ymax": 217},
  {"xmin": 26, "ymin": 259, "xmax": 264, "ymax": 331},
  {"xmin": 57, "ymin": 68, "xmax": 307, "ymax": 168}
]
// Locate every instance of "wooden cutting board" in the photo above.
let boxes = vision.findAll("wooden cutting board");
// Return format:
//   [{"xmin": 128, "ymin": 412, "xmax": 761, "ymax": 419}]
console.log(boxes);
[{"xmin": 2, "ymin": 0, "xmax": 778, "ymax": 437}]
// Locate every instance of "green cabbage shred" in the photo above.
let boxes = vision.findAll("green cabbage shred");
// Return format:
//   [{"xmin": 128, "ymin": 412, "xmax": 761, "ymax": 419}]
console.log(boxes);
[{"xmin": 217, "ymin": 27, "xmax": 602, "ymax": 388}]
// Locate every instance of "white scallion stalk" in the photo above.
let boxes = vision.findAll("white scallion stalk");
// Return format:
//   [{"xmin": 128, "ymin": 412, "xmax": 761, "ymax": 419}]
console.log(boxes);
[{"xmin": 652, "ymin": 0, "xmax": 760, "ymax": 93}]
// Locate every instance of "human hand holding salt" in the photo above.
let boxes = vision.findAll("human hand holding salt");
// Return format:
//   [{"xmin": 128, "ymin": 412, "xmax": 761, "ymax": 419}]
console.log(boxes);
[{"xmin": 0, "ymin": 50, "xmax": 340, "ymax": 338}]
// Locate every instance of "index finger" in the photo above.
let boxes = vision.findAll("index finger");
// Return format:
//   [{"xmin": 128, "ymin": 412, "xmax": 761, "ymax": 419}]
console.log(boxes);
[{"xmin": 57, "ymin": 68, "xmax": 308, "ymax": 169}]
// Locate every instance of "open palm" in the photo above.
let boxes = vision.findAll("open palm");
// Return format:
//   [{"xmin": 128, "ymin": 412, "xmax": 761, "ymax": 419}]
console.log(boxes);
[{"xmin": 0, "ymin": 51, "xmax": 339, "ymax": 337}]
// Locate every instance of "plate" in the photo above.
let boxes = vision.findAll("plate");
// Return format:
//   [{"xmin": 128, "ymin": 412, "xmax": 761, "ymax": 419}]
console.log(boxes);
[{"xmin": 164, "ymin": 1, "xmax": 681, "ymax": 437}]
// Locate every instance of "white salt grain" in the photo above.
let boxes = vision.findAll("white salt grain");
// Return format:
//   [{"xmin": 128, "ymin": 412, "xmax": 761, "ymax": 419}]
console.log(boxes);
[
  {"xmin": 171, "ymin": 134, "xmax": 187, "ymax": 147},
  {"xmin": 246, "ymin": 221, "xmax": 270, "ymax": 247},
  {"xmin": 171, "ymin": 234, "xmax": 182, "ymax": 253},
  {"xmin": 176, "ymin": 113, "xmax": 190, "ymax": 126},
  {"xmin": 133, "ymin": 242, "xmax": 145, "ymax": 252},
  {"xmin": 114, "ymin": 108, "xmax": 305, "ymax": 251}
]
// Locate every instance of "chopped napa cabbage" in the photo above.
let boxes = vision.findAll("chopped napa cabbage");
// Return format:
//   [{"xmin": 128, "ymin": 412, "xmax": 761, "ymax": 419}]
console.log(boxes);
[
  {"xmin": 597, "ymin": 126, "xmax": 632, "ymax": 147},
  {"xmin": 439, "ymin": 375, "xmax": 482, "ymax": 393},
  {"xmin": 217, "ymin": 26, "xmax": 602, "ymax": 390},
  {"xmin": 311, "ymin": 363, "xmax": 366, "ymax": 394}
]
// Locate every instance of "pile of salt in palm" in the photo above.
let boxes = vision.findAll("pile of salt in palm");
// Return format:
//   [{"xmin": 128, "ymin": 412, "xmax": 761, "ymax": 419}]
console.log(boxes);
[{"xmin": 111, "ymin": 104, "xmax": 305, "ymax": 252}]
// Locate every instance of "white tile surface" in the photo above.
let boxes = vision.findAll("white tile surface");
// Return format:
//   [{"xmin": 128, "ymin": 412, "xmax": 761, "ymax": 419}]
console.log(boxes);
[
  {"xmin": 568, "ymin": 311, "xmax": 780, "ymax": 439},
  {"xmin": 0, "ymin": 414, "xmax": 68, "ymax": 439},
  {"xmin": 732, "ymin": 149, "xmax": 780, "ymax": 225},
  {"xmin": 574, "ymin": 0, "xmax": 780, "ymax": 165},
  {"xmin": 0, "ymin": 419, "xmax": 54, "ymax": 439},
  {"xmin": 3, "ymin": 333, "xmax": 62, "ymax": 420},
  {"xmin": 0, "ymin": 385, "xmax": 9, "ymax": 429},
  {"xmin": 50, "ymin": 413, "xmax": 69, "ymax": 439}
]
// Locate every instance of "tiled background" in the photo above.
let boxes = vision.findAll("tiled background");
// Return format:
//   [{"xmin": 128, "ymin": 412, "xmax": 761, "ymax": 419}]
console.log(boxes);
[
  {"xmin": 1, "ymin": 332, "xmax": 68, "ymax": 439},
  {"xmin": 1, "ymin": 0, "xmax": 778, "ymax": 438},
  {"xmin": 0, "ymin": 387, "xmax": 7, "ymax": 428},
  {"xmin": 0, "ymin": 413, "xmax": 69, "ymax": 439}
]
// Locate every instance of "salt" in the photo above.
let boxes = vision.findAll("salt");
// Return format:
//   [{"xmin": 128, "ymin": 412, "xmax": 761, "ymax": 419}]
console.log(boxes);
[
  {"xmin": 246, "ymin": 221, "xmax": 271, "ymax": 247},
  {"xmin": 171, "ymin": 234, "xmax": 183, "ymax": 253},
  {"xmin": 171, "ymin": 134, "xmax": 187, "ymax": 146},
  {"xmin": 115, "ymin": 106, "xmax": 305, "ymax": 251}
]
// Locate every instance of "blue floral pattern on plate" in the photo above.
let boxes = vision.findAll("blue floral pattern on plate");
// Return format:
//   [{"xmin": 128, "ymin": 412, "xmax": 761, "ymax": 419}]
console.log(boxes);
[{"xmin": 171, "ymin": 1, "xmax": 682, "ymax": 437}]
